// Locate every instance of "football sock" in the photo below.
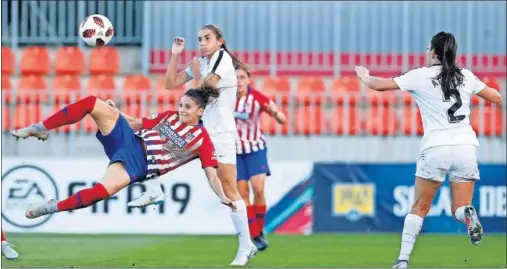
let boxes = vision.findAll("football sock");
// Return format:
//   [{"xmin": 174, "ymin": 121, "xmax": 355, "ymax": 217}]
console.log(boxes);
[
  {"xmin": 247, "ymin": 206, "xmax": 261, "ymax": 238},
  {"xmin": 254, "ymin": 204, "xmax": 267, "ymax": 233},
  {"xmin": 57, "ymin": 183, "xmax": 109, "ymax": 212},
  {"xmin": 230, "ymin": 200, "xmax": 253, "ymax": 250},
  {"xmin": 398, "ymin": 214, "xmax": 423, "ymax": 261},
  {"xmin": 42, "ymin": 95, "xmax": 97, "ymax": 130}
]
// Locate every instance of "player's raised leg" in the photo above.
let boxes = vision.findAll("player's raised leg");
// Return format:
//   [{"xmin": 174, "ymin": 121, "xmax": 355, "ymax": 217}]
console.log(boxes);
[
  {"xmin": 1, "ymin": 229, "xmax": 19, "ymax": 260},
  {"xmin": 126, "ymin": 178, "xmax": 165, "ymax": 207},
  {"xmin": 450, "ymin": 180, "xmax": 483, "ymax": 245},
  {"xmin": 12, "ymin": 95, "xmax": 118, "ymax": 141},
  {"xmin": 238, "ymin": 175, "xmax": 267, "ymax": 251},
  {"xmin": 26, "ymin": 162, "xmax": 131, "ymax": 219},
  {"xmin": 393, "ymin": 176, "xmax": 441, "ymax": 268}
]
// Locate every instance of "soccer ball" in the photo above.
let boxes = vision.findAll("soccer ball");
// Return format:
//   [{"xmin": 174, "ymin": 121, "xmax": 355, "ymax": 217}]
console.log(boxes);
[{"xmin": 79, "ymin": 14, "xmax": 114, "ymax": 47}]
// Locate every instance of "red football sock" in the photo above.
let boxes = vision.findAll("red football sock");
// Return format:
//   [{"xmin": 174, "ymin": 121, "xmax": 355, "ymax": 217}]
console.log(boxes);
[
  {"xmin": 1, "ymin": 229, "xmax": 6, "ymax": 242},
  {"xmin": 57, "ymin": 183, "xmax": 110, "ymax": 212},
  {"xmin": 42, "ymin": 95, "xmax": 97, "ymax": 130},
  {"xmin": 254, "ymin": 205, "xmax": 267, "ymax": 232},
  {"xmin": 247, "ymin": 205, "xmax": 261, "ymax": 238}
]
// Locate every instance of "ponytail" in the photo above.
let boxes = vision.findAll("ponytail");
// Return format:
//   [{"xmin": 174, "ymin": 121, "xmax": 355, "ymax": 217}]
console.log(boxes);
[{"xmin": 431, "ymin": 32, "xmax": 464, "ymax": 97}]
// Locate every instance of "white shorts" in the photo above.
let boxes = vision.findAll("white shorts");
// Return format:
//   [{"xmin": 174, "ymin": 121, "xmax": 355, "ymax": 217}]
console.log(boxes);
[
  {"xmin": 210, "ymin": 132, "xmax": 237, "ymax": 165},
  {"xmin": 415, "ymin": 145, "xmax": 480, "ymax": 182}
]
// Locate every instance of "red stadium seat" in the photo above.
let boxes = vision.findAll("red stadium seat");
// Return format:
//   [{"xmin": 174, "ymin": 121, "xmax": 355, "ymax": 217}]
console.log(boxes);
[
  {"xmin": 87, "ymin": 75, "xmax": 116, "ymax": 100},
  {"xmin": 54, "ymin": 47, "xmax": 85, "ymax": 75},
  {"xmin": 13, "ymin": 104, "xmax": 42, "ymax": 129},
  {"xmin": 89, "ymin": 47, "xmax": 119, "ymax": 75},
  {"xmin": 471, "ymin": 106, "xmax": 504, "ymax": 136},
  {"xmin": 156, "ymin": 76, "xmax": 184, "ymax": 105},
  {"xmin": 327, "ymin": 106, "xmax": 360, "ymax": 135},
  {"xmin": 296, "ymin": 77, "xmax": 325, "ymax": 106},
  {"xmin": 363, "ymin": 89, "xmax": 399, "ymax": 107},
  {"xmin": 2, "ymin": 47, "xmax": 14, "ymax": 75},
  {"xmin": 402, "ymin": 107, "xmax": 424, "ymax": 136},
  {"xmin": 331, "ymin": 76, "xmax": 360, "ymax": 92},
  {"xmin": 18, "ymin": 75, "xmax": 48, "ymax": 103},
  {"xmin": 262, "ymin": 77, "xmax": 290, "ymax": 105},
  {"xmin": 260, "ymin": 106, "xmax": 289, "ymax": 135},
  {"xmin": 3, "ymin": 105, "xmax": 11, "ymax": 131},
  {"xmin": 2, "ymin": 76, "xmax": 12, "ymax": 104},
  {"xmin": 52, "ymin": 75, "xmax": 82, "ymax": 103},
  {"xmin": 362, "ymin": 107, "xmax": 400, "ymax": 136},
  {"xmin": 123, "ymin": 74, "xmax": 153, "ymax": 104},
  {"xmin": 293, "ymin": 106, "xmax": 323, "ymax": 135},
  {"xmin": 20, "ymin": 47, "xmax": 50, "ymax": 75}
]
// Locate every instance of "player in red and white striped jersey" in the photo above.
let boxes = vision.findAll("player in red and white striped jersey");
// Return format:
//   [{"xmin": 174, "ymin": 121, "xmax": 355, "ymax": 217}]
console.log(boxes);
[
  {"xmin": 13, "ymin": 84, "xmax": 236, "ymax": 223},
  {"xmin": 234, "ymin": 67, "xmax": 286, "ymax": 251}
]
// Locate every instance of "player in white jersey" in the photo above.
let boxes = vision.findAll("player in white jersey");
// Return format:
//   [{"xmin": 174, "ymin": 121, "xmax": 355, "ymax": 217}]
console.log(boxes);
[
  {"xmin": 354, "ymin": 31, "xmax": 502, "ymax": 268},
  {"xmin": 127, "ymin": 24, "xmax": 257, "ymax": 265}
]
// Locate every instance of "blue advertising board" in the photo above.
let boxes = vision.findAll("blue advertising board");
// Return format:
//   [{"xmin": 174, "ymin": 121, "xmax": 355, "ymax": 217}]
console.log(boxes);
[{"xmin": 312, "ymin": 163, "xmax": 506, "ymax": 233}]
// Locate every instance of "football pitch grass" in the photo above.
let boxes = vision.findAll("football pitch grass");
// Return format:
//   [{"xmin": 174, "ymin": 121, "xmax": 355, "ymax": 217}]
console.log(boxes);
[{"xmin": 2, "ymin": 233, "xmax": 505, "ymax": 268}]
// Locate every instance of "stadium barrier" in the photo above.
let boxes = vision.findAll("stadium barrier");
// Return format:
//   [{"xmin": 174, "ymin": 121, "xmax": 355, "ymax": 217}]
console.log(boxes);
[{"xmin": 2, "ymin": 158, "xmax": 505, "ymax": 234}]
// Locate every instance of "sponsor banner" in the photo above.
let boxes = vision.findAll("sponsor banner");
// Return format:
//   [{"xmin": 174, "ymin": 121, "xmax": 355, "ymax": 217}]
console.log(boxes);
[
  {"xmin": 1, "ymin": 158, "xmax": 312, "ymax": 234},
  {"xmin": 313, "ymin": 163, "xmax": 506, "ymax": 233}
]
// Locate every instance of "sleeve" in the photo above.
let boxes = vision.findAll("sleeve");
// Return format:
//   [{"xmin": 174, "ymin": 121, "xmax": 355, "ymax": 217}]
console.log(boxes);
[
  {"xmin": 184, "ymin": 66, "xmax": 194, "ymax": 79},
  {"xmin": 207, "ymin": 49, "xmax": 230, "ymax": 79},
  {"xmin": 198, "ymin": 131, "xmax": 219, "ymax": 169},
  {"xmin": 392, "ymin": 68, "xmax": 422, "ymax": 92},
  {"xmin": 471, "ymin": 74, "xmax": 487, "ymax": 95},
  {"xmin": 252, "ymin": 90, "xmax": 272, "ymax": 112},
  {"xmin": 141, "ymin": 111, "xmax": 172, "ymax": 129}
]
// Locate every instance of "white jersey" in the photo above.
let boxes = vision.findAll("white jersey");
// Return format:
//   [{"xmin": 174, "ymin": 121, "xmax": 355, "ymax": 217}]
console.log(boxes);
[
  {"xmin": 185, "ymin": 48, "xmax": 238, "ymax": 135},
  {"xmin": 393, "ymin": 65, "xmax": 486, "ymax": 151}
]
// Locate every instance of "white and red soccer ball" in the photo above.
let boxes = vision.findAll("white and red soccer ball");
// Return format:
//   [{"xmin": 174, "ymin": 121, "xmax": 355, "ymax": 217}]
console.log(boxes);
[{"xmin": 79, "ymin": 14, "xmax": 114, "ymax": 47}]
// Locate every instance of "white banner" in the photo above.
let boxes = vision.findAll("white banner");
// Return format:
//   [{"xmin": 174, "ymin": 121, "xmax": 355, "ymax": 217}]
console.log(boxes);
[{"xmin": 1, "ymin": 158, "xmax": 313, "ymax": 234}]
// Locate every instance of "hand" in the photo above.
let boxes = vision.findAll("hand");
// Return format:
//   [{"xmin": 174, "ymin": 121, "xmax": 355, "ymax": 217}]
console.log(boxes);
[
  {"xmin": 354, "ymin": 66, "xmax": 370, "ymax": 79},
  {"xmin": 172, "ymin": 37, "xmax": 185, "ymax": 55},
  {"xmin": 220, "ymin": 197, "xmax": 237, "ymax": 212},
  {"xmin": 105, "ymin": 99, "xmax": 116, "ymax": 108},
  {"xmin": 189, "ymin": 56, "xmax": 201, "ymax": 77}
]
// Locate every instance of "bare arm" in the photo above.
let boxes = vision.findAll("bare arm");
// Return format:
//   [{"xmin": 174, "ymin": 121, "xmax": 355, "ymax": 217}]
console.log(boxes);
[
  {"xmin": 476, "ymin": 86, "xmax": 503, "ymax": 104},
  {"xmin": 265, "ymin": 101, "xmax": 287, "ymax": 124},
  {"xmin": 165, "ymin": 54, "xmax": 192, "ymax": 90},
  {"xmin": 203, "ymin": 167, "xmax": 236, "ymax": 210},
  {"xmin": 355, "ymin": 66, "xmax": 400, "ymax": 91}
]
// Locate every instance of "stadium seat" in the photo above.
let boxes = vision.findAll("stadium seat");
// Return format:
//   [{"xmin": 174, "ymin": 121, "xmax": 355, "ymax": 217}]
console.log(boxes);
[
  {"xmin": 122, "ymin": 74, "xmax": 153, "ymax": 103},
  {"xmin": 20, "ymin": 46, "xmax": 50, "ymax": 75},
  {"xmin": 471, "ymin": 106, "xmax": 504, "ymax": 136},
  {"xmin": 482, "ymin": 77, "xmax": 501, "ymax": 91},
  {"xmin": 296, "ymin": 77, "xmax": 325, "ymax": 106},
  {"xmin": 331, "ymin": 76, "xmax": 360, "ymax": 92},
  {"xmin": 293, "ymin": 106, "xmax": 323, "ymax": 135},
  {"xmin": 402, "ymin": 107, "xmax": 424, "ymax": 136},
  {"xmin": 54, "ymin": 47, "xmax": 85, "ymax": 75},
  {"xmin": 156, "ymin": 76, "xmax": 185, "ymax": 105},
  {"xmin": 2, "ymin": 105, "xmax": 10, "ymax": 131},
  {"xmin": 327, "ymin": 106, "xmax": 360, "ymax": 135},
  {"xmin": 18, "ymin": 75, "xmax": 48, "ymax": 103},
  {"xmin": 13, "ymin": 104, "xmax": 42, "ymax": 129},
  {"xmin": 2, "ymin": 47, "xmax": 14, "ymax": 75},
  {"xmin": 2, "ymin": 76, "xmax": 12, "ymax": 104},
  {"xmin": 89, "ymin": 47, "xmax": 119, "ymax": 75},
  {"xmin": 52, "ymin": 75, "xmax": 82, "ymax": 103},
  {"xmin": 363, "ymin": 89, "xmax": 399, "ymax": 107},
  {"xmin": 260, "ymin": 105, "xmax": 289, "ymax": 135},
  {"xmin": 87, "ymin": 75, "xmax": 116, "ymax": 100},
  {"xmin": 362, "ymin": 107, "xmax": 400, "ymax": 136},
  {"xmin": 261, "ymin": 77, "xmax": 290, "ymax": 105}
]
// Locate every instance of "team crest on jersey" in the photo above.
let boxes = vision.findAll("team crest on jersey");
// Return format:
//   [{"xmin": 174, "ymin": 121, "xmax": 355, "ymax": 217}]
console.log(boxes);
[
  {"xmin": 185, "ymin": 132, "xmax": 195, "ymax": 141},
  {"xmin": 147, "ymin": 113, "xmax": 158, "ymax": 119},
  {"xmin": 234, "ymin": 111, "xmax": 250, "ymax": 120}
]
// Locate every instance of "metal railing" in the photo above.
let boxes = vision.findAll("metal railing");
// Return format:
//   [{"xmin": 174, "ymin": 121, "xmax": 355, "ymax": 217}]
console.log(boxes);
[{"xmin": 1, "ymin": 0, "xmax": 144, "ymax": 47}]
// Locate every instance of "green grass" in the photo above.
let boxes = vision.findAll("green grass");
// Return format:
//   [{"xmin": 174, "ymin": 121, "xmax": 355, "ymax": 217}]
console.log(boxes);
[{"xmin": 2, "ymin": 233, "xmax": 505, "ymax": 268}]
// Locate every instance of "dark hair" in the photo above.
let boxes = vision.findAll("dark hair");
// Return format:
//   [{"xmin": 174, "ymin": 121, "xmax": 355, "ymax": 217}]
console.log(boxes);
[
  {"xmin": 201, "ymin": 24, "xmax": 251, "ymax": 72},
  {"xmin": 430, "ymin": 31, "xmax": 464, "ymax": 96},
  {"xmin": 184, "ymin": 82, "xmax": 221, "ymax": 108}
]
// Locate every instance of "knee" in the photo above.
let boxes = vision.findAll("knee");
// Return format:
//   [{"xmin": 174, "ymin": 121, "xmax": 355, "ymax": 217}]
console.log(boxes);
[
  {"xmin": 410, "ymin": 200, "xmax": 432, "ymax": 217},
  {"xmin": 252, "ymin": 188, "xmax": 264, "ymax": 201}
]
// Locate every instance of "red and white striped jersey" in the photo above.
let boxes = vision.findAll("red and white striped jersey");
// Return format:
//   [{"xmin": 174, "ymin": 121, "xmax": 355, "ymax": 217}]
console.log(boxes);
[
  {"xmin": 135, "ymin": 111, "xmax": 218, "ymax": 180},
  {"xmin": 234, "ymin": 88, "xmax": 272, "ymax": 154}
]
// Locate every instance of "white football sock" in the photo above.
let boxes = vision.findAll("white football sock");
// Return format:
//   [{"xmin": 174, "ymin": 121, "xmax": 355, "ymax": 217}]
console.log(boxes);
[
  {"xmin": 145, "ymin": 178, "xmax": 164, "ymax": 194},
  {"xmin": 454, "ymin": 206, "xmax": 467, "ymax": 224},
  {"xmin": 230, "ymin": 200, "xmax": 252, "ymax": 250},
  {"xmin": 398, "ymin": 214, "xmax": 424, "ymax": 261}
]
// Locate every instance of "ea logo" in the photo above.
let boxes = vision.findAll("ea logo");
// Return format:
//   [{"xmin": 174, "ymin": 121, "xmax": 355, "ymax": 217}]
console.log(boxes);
[{"xmin": 1, "ymin": 165, "xmax": 59, "ymax": 228}]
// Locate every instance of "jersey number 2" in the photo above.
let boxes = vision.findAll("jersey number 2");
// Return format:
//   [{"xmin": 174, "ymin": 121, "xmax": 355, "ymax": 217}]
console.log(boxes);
[{"xmin": 443, "ymin": 89, "xmax": 466, "ymax": 123}]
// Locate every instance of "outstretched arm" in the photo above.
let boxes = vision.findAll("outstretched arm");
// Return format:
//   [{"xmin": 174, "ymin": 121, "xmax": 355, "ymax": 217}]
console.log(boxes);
[{"xmin": 355, "ymin": 66, "xmax": 400, "ymax": 91}]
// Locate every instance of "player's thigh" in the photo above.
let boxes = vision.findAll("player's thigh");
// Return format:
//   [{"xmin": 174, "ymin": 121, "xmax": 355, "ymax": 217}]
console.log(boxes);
[
  {"xmin": 448, "ymin": 145, "xmax": 479, "ymax": 209},
  {"xmin": 411, "ymin": 176, "xmax": 442, "ymax": 216},
  {"xmin": 415, "ymin": 146, "xmax": 452, "ymax": 183},
  {"xmin": 99, "ymin": 162, "xmax": 131, "ymax": 195},
  {"xmin": 90, "ymin": 98, "xmax": 120, "ymax": 136}
]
